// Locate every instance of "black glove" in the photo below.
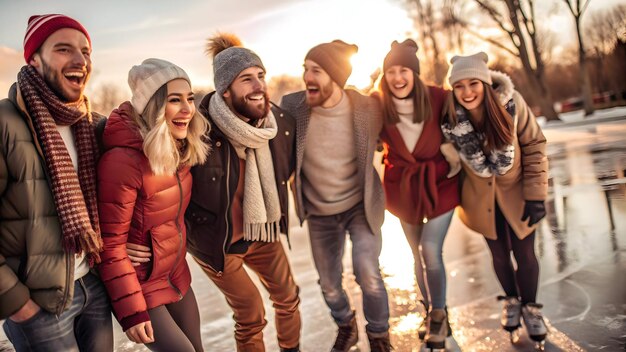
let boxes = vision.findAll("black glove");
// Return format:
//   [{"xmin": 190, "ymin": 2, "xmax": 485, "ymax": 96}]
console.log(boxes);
[{"xmin": 521, "ymin": 200, "xmax": 546, "ymax": 227}]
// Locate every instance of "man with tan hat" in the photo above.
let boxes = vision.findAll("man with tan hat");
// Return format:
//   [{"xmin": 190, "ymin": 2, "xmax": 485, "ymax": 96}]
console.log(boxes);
[
  {"xmin": 281, "ymin": 40, "xmax": 391, "ymax": 352},
  {"xmin": 0, "ymin": 14, "xmax": 112, "ymax": 351}
]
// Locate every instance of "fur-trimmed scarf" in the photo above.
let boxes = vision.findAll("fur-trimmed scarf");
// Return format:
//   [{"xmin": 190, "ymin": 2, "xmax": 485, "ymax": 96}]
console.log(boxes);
[
  {"xmin": 441, "ymin": 70, "xmax": 517, "ymax": 177},
  {"xmin": 17, "ymin": 65, "xmax": 103, "ymax": 264},
  {"xmin": 209, "ymin": 93, "xmax": 281, "ymax": 242}
]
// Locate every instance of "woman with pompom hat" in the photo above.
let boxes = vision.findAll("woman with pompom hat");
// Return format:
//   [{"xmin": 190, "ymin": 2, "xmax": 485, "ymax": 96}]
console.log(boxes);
[{"xmin": 376, "ymin": 39, "xmax": 461, "ymax": 350}]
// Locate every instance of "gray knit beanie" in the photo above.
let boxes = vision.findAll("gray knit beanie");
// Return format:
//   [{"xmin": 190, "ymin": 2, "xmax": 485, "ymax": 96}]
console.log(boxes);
[
  {"xmin": 212, "ymin": 44, "xmax": 265, "ymax": 95},
  {"xmin": 449, "ymin": 52, "xmax": 492, "ymax": 86},
  {"xmin": 128, "ymin": 58, "xmax": 190, "ymax": 114}
]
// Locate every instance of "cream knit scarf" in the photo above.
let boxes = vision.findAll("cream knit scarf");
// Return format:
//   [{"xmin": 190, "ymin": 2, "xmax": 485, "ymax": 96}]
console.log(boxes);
[{"xmin": 209, "ymin": 93, "xmax": 281, "ymax": 242}]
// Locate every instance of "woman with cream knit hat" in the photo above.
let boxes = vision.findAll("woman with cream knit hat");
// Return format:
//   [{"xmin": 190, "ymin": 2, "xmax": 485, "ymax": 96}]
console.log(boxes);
[
  {"xmin": 441, "ymin": 52, "xmax": 549, "ymax": 348},
  {"xmin": 97, "ymin": 58, "xmax": 209, "ymax": 351}
]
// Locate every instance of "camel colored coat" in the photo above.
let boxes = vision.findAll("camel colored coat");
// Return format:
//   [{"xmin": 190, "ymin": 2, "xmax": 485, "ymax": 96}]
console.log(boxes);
[{"xmin": 446, "ymin": 71, "xmax": 548, "ymax": 240}]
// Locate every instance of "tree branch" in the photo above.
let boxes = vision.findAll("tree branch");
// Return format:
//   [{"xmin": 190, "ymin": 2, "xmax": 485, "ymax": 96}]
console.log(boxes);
[
  {"xmin": 453, "ymin": 15, "xmax": 519, "ymax": 56},
  {"xmin": 475, "ymin": 0, "xmax": 513, "ymax": 35}
]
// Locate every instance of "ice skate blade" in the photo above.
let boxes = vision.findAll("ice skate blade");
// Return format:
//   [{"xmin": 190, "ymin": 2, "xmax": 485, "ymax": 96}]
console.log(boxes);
[
  {"xmin": 534, "ymin": 340, "xmax": 546, "ymax": 351},
  {"xmin": 508, "ymin": 329, "xmax": 521, "ymax": 344}
]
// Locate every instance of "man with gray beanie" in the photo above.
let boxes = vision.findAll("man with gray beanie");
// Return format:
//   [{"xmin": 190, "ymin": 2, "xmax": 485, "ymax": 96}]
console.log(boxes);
[
  {"xmin": 281, "ymin": 40, "xmax": 391, "ymax": 352},
  {"xmin": 187, "ymin": 33, "xmax": 301, "ymax": 352},
  {"xmin": 0, "ymin": 14, "xmax": 113, "ymax": 352}
]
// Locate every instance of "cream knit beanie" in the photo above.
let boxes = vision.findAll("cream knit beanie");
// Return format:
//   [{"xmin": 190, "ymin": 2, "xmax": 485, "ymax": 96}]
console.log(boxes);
[
  {"xmin": 128, "ymin": 58, "xmax": 190, "ymax": 114},
  {"xmin": 448, "ymin": 52, "xmax": 492, "ymax": 86}
]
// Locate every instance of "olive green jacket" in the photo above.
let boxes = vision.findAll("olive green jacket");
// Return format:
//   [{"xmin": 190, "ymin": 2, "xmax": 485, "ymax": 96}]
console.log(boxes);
[{"xmin": 0, "ymin": 83, "xmax": 100, "ymax": 318}]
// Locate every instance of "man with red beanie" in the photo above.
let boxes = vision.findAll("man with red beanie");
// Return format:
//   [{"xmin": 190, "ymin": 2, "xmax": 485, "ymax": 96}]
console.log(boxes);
[
  {"xmin": 0, "ymin": 14, "xmax": 112, "ymax": 351},
  {"xmin": 281, "ymin": 40, "xmax": 391, "ymax": 352}
]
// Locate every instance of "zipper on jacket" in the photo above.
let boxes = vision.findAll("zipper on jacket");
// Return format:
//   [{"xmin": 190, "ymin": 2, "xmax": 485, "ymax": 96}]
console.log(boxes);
[
  {"xmin": 217, "ymin": 144, "xmax": 232, "ymax": 277},
  {"xmin": 168, "ymin": 172, "xmax": 184, "ymax": 299},
  {"xmin": 57, "ymin": 252, "xmax": 72, "ymax": 317}
]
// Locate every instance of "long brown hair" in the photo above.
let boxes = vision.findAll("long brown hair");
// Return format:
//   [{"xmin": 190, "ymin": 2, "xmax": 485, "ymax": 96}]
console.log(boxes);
[
  {"xmin": 379, "ymin": 71, "xmax": 432, "ymax": 125},
  {"xmin": 444, "ymin": 82, "xmax": 513, "ymax": 152}
]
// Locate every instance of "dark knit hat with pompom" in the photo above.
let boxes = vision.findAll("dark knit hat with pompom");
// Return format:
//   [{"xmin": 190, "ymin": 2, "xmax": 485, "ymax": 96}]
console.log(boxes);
[{"xmin": 383, "ymin": 39, "xmax": 420, "ymax": 74}]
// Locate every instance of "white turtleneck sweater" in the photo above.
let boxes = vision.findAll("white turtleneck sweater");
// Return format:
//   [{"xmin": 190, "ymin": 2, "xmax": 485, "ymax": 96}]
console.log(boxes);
[
  {"xmin": 393, "ymin": 97, "xmax": 424, "ymax": 153},
  {"xmin": 302, "ymin": 92, "xmax": 362, "ymax": 216}
]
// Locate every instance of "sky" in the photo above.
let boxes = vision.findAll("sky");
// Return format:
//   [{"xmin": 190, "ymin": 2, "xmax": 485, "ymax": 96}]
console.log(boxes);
[
  {"xmin": 0, "ymin": 0, "xmax": 416, "ymax": 98},
  {"xmin": 1, "ymin": 0, "xmax": 624, "ymax": 99}
]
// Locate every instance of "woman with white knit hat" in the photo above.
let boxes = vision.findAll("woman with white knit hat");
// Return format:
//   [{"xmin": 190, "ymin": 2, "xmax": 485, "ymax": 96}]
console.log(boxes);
[
  {"xmin": 97, "ymin": 58, "xmax": 209, "ymax": 351},
  {"xmin": 376, "ymin": 39, "xmax": 461, "ymax": 351},
  {"xmin": 441, "ymin": 52, "xmax": 549, "ymax": 347}
]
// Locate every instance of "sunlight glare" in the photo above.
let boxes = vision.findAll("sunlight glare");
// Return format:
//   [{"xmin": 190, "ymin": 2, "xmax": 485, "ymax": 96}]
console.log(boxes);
[{"xmin": 379, "ymin": 210, "xmax": 416, "ymax": 291}]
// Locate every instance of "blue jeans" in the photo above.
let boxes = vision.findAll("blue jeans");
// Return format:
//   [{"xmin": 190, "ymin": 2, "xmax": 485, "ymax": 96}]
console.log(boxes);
[
  {"xmin": 401, "ymin": 209, "xmax": 454, "ymax": 310},
  {"xmin": 3, "ymin": 272, "xmax": 113, "ymax": 352},
  {"xmin": 307, "ymin": 204, "xmax": 390, "ymax": 333}
]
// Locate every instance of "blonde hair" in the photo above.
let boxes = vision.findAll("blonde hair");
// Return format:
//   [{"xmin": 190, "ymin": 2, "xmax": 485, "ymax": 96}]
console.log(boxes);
[{"xmin": 133, "ymin": 84, "xmax": 210, "ymax": 175}]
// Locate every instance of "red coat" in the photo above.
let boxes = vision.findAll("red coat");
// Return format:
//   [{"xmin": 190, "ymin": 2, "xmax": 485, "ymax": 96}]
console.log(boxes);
[
  {"xmin": 97, "ymin": 102, "xmax": 192, "ymax": 331},
  {"xmin": 380, "ymin": 86, "xmax": 459, "ymax": 225}
]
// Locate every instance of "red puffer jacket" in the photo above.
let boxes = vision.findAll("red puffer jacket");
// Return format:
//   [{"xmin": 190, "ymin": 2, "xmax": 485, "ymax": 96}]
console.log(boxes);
[{"xmin": 97, "ymin": 102, "xmax": 192, "ymax": 331}]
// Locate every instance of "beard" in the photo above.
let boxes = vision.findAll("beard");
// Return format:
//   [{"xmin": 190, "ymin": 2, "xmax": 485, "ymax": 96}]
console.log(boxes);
[
  {"xmin": 231, "ymin": 89, "xmax": 270, "ymax": 122},
  {"xmin": 305, "ymin": 79, "xmax": 334, "ymax": 107},
  {"xmin": 41, "ymin": 59, "xmax": 88, "ymax": 103}
]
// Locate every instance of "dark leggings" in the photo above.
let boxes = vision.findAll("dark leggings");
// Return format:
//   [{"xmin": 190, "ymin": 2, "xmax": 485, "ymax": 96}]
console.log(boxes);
[
  {"xmin": 145, "ymin": 288, "xmax": 203, "ymax": 352},
  {"xmin": 485, "ymin": 203, "xmax": 540, "ymax": 304}
]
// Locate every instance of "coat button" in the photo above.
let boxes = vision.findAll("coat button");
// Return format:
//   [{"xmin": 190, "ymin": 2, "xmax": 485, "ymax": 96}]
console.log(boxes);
[
  {"xmin": 216, "ymin": 141, "xmax": 222, "ymax": 147},
  {"xmin": 281, "ymin": 181, "xmax": 286, "ymax": 185},
  {"xmin": 212, "ymin": 177, "xmax": 216, "ymax": 181},
  {"xmin": 488, "ymin": 181, "xmax": 492, "ymax": 186},
  {"xmin": 285, "ymin": 131, "xmax": 290, "ymax": 136},
  {"xmin": 487, "ymin": 209, "xmax": 492, "ymax": 212},
  {"xmin": 280, "ymin": 113, "xmax": 284, "ymax": 117}
]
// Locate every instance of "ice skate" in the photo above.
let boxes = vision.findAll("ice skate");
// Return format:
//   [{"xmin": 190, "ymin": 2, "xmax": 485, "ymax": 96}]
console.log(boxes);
[
  {"xmin": 498, "ymin": 295, "xmax": 522, "ymax": 343},
  {"xmin": 522, "ymin": 303, "xmax": 547, "ymax": 351},
  {"xmin": 425, "ymin": 308, "xmax": 448, "ymax": 351}
]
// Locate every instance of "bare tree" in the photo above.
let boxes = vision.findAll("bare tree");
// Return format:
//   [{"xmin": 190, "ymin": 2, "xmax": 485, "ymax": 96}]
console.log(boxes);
[
  {"xmin": 584, "ymin": 4, "xmax": 626, "ymax": 96},
  {"xmin": 404, "ymin": 0, "xmax": 454, "ymax": 85},
  {"xmin": 561, "ymin": 0, "xmax": 594, "ymax": 115},
  {"xmin": 267, "ymin": 75, "xmax": 304, "ymax": 105},
  {"xmin": 90, "ymin": 83, "xmax": 127, "ymax": 116},
  {"xmin": 451, "ymin": 0, "xmax": 559, "ymax": 120}
]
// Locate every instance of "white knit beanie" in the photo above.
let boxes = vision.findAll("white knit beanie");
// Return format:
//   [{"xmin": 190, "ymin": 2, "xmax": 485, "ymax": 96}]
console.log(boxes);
[
  {"xmin": 128, "ymin": 58, "xmax": 190, "ymax": 114},
  {"xmin": 448, "ymin": 52, "xmax": 492, "ymax": 86}
]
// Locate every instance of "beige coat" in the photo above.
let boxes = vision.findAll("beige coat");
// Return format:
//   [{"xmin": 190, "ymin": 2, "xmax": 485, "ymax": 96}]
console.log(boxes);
[{"xmin": 452, "ymin": 72, "xmax": 548, "ymax": 240}]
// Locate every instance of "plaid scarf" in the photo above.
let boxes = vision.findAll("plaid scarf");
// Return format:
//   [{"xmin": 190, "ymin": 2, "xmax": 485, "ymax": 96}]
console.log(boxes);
[{"xmin": 17, "ymin": 65, "xmax": 102, "ymax": 265}]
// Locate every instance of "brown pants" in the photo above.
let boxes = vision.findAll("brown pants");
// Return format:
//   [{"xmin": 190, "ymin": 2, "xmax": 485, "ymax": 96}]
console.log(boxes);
[{"xmin": 194, "ymin": 242, "xmax": 301, "ymax": 352}]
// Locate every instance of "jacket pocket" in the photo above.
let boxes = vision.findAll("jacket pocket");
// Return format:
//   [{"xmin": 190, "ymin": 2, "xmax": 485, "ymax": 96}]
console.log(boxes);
[
  {"xmin": 190, "ymin": 166, "xmax": 224, "ymax": 214},
  {"xmin": 145, "ymin": 222, "xmax": 179, "ymax": 281}
]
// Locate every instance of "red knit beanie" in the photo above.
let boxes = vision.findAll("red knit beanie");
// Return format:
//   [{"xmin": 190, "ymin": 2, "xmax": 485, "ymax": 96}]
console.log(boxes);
[
  {"xmin": 305, "ymin": 40, "xmax": 358, "ymax": 88},
  {"xmin": 23, "ymin": 14, "xmax": 91, "ymax": 63}
]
